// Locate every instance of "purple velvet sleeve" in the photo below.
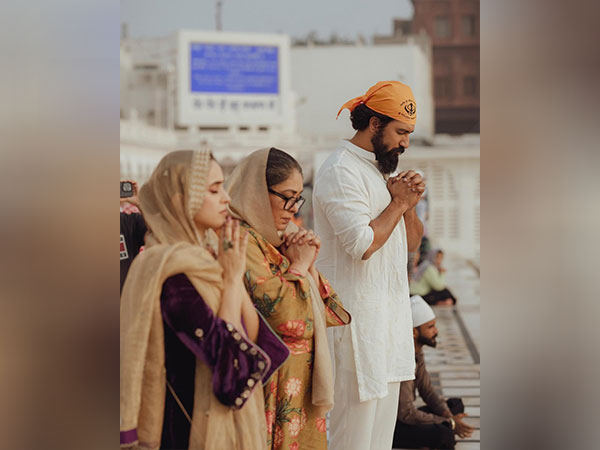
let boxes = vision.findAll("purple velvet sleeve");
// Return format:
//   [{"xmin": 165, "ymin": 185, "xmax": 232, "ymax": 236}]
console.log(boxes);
[{"xmin": 161, "ymin": 274, "xmax": 272, "ymax": 409}]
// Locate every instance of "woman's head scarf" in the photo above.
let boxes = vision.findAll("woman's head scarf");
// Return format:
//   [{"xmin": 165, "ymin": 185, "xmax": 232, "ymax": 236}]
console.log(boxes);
[
  {"xmin": 225, "ymin": 148, "xmax": 286, "ymax": 247},
  {"xmin": 413, "ymin": 248, "xmax": 442, "ymax": 282},
  {"xmin": 139, "ymin": 149, "xmax": 211, "ymax": 247}
]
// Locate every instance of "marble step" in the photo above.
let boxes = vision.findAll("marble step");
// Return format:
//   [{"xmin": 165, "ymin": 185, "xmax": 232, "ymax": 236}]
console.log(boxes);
[{"xmin": 442, "ymin": 387, "xmax": 480, "ymax": 397}]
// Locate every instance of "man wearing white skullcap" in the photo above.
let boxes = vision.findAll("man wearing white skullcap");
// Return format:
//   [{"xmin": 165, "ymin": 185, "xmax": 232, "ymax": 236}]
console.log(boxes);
[
  {"xmin": 410, "ymin": 294, "xmax": 437, "ymax": 328},
  {"xmin": 392, "ymin": 296, "xmax": 474, "ymax": 449}
]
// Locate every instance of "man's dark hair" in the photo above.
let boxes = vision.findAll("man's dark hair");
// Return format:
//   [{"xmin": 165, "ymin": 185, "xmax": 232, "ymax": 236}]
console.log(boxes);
[
  {"xmin": 350, "ymin": 104, "xmax": 394, "ymax": 131},
  {"xmin": 265, "ymin": 147, "xmax": 303, "ymax": 188}
]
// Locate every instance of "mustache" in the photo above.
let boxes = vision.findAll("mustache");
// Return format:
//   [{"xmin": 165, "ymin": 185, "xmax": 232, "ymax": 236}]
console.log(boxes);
[{"xmin": 392, "ymin": 146, "xmax": 405, "ymax": 155}]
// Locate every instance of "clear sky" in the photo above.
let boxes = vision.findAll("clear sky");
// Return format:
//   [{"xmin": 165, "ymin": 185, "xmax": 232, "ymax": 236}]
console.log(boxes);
[{"xmin": 121, "ymin": 0, "xmax": 413, "ymax": 41}]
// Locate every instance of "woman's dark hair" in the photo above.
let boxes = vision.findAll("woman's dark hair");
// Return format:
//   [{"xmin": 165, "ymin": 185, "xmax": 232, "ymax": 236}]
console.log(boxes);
[
  {"xmin": 266, "ymin": 147, "xmax": 303, "ymax": 188},
  {"xmin": 350, "ymin": 104, "xmax": 394, "ymax": 131}
]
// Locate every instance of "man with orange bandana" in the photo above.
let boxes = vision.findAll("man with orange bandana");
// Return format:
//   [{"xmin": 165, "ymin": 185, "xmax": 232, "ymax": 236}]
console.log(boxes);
[{"xmin": 312, "ymin": 81, "xmax": 426, "ymax": 449}]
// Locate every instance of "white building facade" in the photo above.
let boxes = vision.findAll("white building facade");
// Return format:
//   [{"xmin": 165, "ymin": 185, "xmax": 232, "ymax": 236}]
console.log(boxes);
[
  {"xmin": 291, "ymin": 40, "xmax": 434, "ymax": 143},
  {"xmin": 120, "ymin": 30, "xmax": 479, "ymax": 261}
]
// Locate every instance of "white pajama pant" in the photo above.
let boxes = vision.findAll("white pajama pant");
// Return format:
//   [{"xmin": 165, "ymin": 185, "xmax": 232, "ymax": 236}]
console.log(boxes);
[{"xmin": 327, "ymin": 329, "xmax": 401, "ymax": 450}]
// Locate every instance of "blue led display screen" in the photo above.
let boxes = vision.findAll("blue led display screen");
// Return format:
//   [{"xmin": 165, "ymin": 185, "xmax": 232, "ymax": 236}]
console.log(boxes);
[{"xmin": 190, "ymin": 43, "xmax": 279, "ymax": 94}]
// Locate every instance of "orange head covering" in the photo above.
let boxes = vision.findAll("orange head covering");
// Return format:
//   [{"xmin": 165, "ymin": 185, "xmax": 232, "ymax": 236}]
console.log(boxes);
[{"xmin": 337, "ymin": 80, "xmax": 417, "ymax": 125}]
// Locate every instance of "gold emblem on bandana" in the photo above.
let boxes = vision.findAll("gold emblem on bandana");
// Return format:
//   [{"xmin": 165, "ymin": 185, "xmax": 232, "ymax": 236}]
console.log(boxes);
[{"xmin": 404, "ymin": 101, "xmax": 416, "ymax": 117}]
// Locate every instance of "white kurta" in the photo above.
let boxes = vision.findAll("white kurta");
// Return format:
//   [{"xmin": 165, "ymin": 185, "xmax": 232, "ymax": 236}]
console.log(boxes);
[{"xmin": 313, "ymin": 140, "xmax": 415, "ymax": 403}]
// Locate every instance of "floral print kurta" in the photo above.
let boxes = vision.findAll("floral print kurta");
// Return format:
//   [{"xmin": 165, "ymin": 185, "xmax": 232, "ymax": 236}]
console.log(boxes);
[{"xmin": 242, "ymin": 223, "xmax": 350, "ymax": 450}]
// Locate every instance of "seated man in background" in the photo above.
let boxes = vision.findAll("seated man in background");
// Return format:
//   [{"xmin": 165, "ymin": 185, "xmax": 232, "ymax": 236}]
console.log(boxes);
[{"xmin": 393, "ymin": 296, "xmax": 474, "ymax": 449}]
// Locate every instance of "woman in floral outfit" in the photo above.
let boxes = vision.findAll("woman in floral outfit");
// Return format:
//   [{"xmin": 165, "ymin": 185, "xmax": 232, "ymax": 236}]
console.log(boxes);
[{"xmin": 226, "ymin": 148, "xmax": 350, "ymax": 449}]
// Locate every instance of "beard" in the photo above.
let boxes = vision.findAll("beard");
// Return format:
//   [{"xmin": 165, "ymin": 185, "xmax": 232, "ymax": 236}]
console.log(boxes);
[
  {"xmin": 417, "ymin": 334, "xmax": 438, "ymax": 348},
  {"xmin": 371, "ymin": 128, "xmax": 405, "ymax": 175}
]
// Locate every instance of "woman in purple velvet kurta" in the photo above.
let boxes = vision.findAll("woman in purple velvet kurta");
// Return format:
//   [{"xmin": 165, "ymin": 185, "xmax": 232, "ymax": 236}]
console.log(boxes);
[
  {"xmin": 120, "ymin": 150, "xmax": 290, "ymax": 450},
  {"xmin": 160, "ymin": 273, "xmax": 289, "ymax": 449}
]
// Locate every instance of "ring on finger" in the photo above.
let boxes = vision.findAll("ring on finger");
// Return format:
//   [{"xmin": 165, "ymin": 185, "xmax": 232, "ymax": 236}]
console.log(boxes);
[{"xmin": 222, "ymin": 238, "xmax": 234, "ymax": 251}]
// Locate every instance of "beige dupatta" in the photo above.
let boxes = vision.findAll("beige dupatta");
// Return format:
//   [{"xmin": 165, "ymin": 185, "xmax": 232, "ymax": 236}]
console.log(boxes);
[
  {"xmin": 226, "ymin": 148, "xmax": 335, "ymax": 416},
  {"xmin": 120, "ymin": 150, "xmax": 267, "ymax": 449}
]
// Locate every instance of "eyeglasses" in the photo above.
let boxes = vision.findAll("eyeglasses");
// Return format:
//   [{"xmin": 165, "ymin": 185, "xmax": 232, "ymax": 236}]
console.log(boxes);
[{"xmin": 268, "ymin": 188, "xmax": 305, "ymax": 211}]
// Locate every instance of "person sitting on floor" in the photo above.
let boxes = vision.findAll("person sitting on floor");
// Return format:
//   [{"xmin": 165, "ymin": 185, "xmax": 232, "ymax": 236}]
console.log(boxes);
[
  {"xmin": 410, "ymin": 248, "xmax": 457, "ymax": 305},
  {"xmin": 393, "ymin": 296, "xmax": 474, "ymax": 449}
]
